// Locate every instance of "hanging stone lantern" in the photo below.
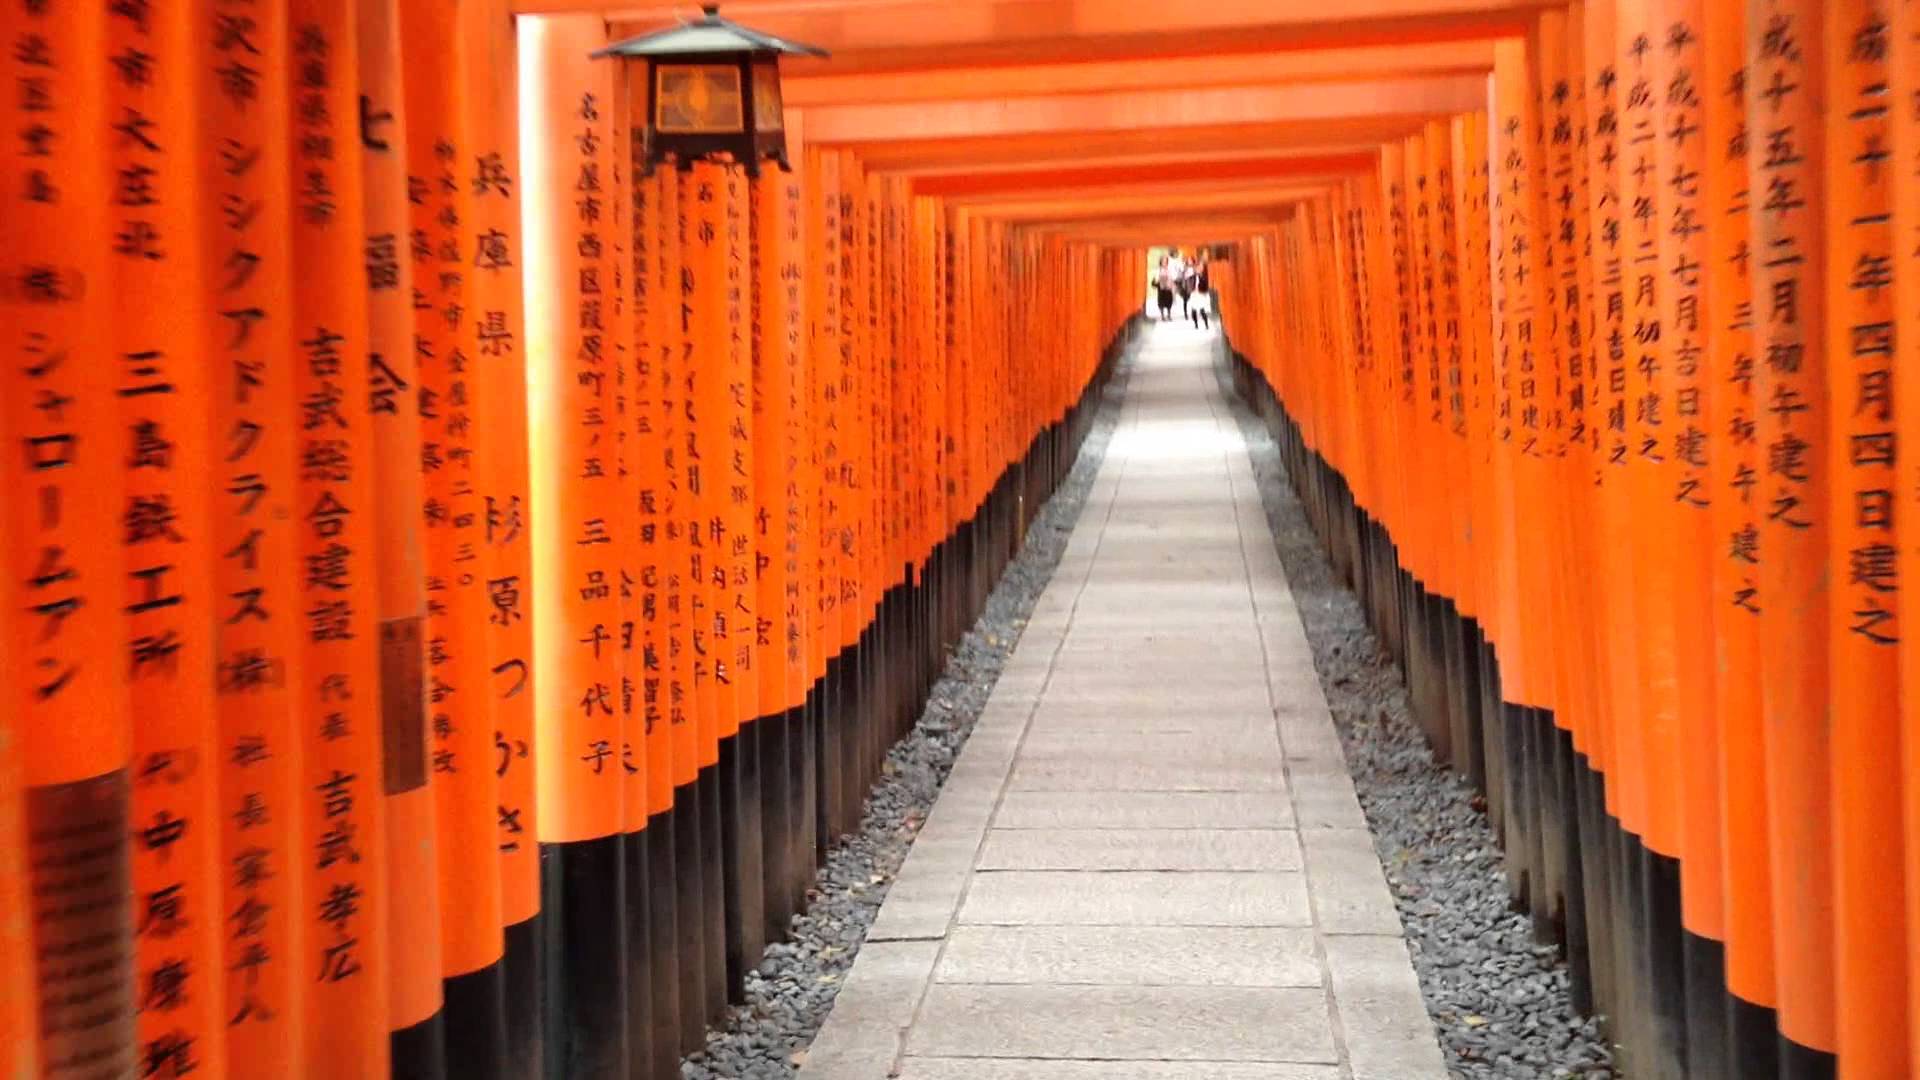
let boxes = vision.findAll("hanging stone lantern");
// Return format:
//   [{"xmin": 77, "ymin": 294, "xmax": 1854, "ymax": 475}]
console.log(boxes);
[{"xmin": 594, "ymin": 3, "xmax": 828, "ymax": 176}]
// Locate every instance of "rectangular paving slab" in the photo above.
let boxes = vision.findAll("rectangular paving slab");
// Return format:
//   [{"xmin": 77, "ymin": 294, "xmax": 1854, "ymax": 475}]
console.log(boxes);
[
  {"xmin": 976, "ymin": 827, "xmax": 1303, "ymax": 871},
  {"xmin": 897, "ymin": 1062, "xmax": 1341, "ymax": 1080},
  {"xmin": 906, "ymin": 983, "xmax": 1340, "ymax": 1063},
  {"xmin": 934, "ymin": 924, "xmax": 1322, "ymax": 987},
  {"xmin": 991, "ymin": 790, "xmax": 1295, "ymax": 830},
  {"xmin": 958, "ymin": 870, "xmax": 1313, "ymax": 927}
]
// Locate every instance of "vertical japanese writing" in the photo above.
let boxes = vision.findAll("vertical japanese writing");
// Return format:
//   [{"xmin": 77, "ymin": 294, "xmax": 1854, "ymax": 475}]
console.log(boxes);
[
  {"xmin": 524, "ymin": 12, "xmax": 625, "ymax": 843},
  {"xmin": 401, "ymin": 0, "xmax": 502, "ymax": 981},
  {"xmin": 1831, "ymin": 5, "xmax": 1896, "ymax": 647},
  {"xmin": 1826, "ymin": 0, "xmax": 1907, "ymax": 1066},
  {"xmin": 287, "ymin": 3, "xmax": 391, "ymax": 1066},
  {"xmin": 1746, "ymin": 0, "xmax": 1836, "ymax": 1050},
  {"xmin": 1654, "ymin": 0, "xmax": 1727, "ymax": 934},
  {"xmin": 1584, "ymin": 3, "xmax": 1648, "ymax": 801},
  {"xmin": 1622, "ymin": 14, "xmax": 1667, "ymax": 484},
  {"xmin": 1460, "ymin": 113, "xmax": 1498, "ymax": 630},
  {"xmin": 1704, "ymin": 0, "xmax": 1778, "ymax": 1017},
  {"xmin": 605, "ymin": 73, "xmax": 645, "ymax": 822},
  {"xmin": 629, "ymin": 121, "xmax": 672, "ymax": 819},
  {"xmin": 7, "ymin": 3, "xmax": 138, "ymax": 1075},
  {"xmin": 202, "ymin": 2, "xmax": 299, "ymax": 1062},
  {"xmin": 780, "ymin": 176, "xmax": 808, "ymax": 694},
  {"xmin": 1659, "ymin": 10, "xmax": 1711, "ymax": 514},
  {"xmin": 1591, "ymin": 19, "xmax": 1630, "ymax": 478},
  {"xmin": 108, "ymin": 1, "xmax": 226, "ymax": 1072},
  {"xmin": 467, "ymin": 6, "xmax": 535, "ymax": 917},
  {"xmin": 722, "ymin": 167, "xmax": 756, "ymax": 732},
  {"xmin": 686, "ymin": 165, "xmax": 721, "ymax": 757},
  {"xmin": 809, "ymin": 151, "xmax": 841, "ymax": 691},
  {"xmin": 1438, "ymin": 133, "xmax": 1469, "ymax": 447},
  {"xmin": 1491, "ymin": 41, "xmax": 1541, "ymax": 695},
  {"xmin": 658, "ymin": 159, "xmax": 694, "ymax": 786}
]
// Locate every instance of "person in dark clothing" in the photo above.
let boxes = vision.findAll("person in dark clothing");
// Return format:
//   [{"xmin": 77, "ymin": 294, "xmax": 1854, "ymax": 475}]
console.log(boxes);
[{"xmin": 1190, "ymin": 261, "xmax": 1212, "ymax": 329}]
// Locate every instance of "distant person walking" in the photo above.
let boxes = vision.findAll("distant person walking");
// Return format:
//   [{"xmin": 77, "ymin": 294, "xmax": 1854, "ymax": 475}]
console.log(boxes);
[
  {"xmin": 1176, "ymin": 258, "xmax": 1195, "ymax": 317},
  {"xmin": 1190, "ymin": 260, "xmax": 1211, "ymax": 329},
  {"xmin": 1154, "ymin": 256, "xmax": 1177, "ymax": 320}
]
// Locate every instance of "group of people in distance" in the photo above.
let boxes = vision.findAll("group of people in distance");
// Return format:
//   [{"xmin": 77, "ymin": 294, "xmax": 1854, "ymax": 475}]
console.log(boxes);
[{"xmin": 1153, "ymin": 249, "xmax": 1212, "ymax": 328}]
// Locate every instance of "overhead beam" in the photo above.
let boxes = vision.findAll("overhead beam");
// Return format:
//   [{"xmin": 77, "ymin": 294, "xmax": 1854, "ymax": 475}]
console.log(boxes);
[
  {"xmin": 964, "ymin": 185, "xmax": 1332, "ymax": 222},
  {"xmin": 1022, "ymin": 215, "xmax": 1286, "ymax": 245},
  {"xmin": 852, "ymin": 122, "xmax": 1425, "ymax": 173},
  {"xmin": 531, "ymin": 1, "xmax": 1535, "ymax": 74},
  {"xmin": 781, "ymin": 40, "xmax": 1495, "ymax": 106},
  {"xmin": 941, "ymin": 173, "xmax": 1365, "ymax": 210},
  {"xmin": 912, "ymin": 152, "xmax": 1373, "ymax": 198},
  {"xmin": 802, "ymin": 75, "xmax": 1488, "ymax": 143},
  {"xmin": 1030, "ymin": 215, "xmax": 1283, "ymax": 230}
]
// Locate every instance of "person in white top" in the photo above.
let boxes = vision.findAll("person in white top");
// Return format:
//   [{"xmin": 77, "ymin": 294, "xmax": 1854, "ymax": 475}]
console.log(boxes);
[{"xmin": 1153, "ymin": 256, "xmax": 1178, "ymax": 319}]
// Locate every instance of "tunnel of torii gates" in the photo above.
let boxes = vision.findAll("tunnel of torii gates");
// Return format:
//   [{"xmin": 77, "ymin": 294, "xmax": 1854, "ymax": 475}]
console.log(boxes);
[{"xmin": 3, "ymin": 0, "xmax": 1920, "ymax": 1078}]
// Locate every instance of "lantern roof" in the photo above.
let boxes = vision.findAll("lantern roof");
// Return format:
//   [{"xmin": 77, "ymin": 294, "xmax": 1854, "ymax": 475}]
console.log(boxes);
[{"xmin": 593, "ymin": 4, "xmax": 829, "ymax": 60}]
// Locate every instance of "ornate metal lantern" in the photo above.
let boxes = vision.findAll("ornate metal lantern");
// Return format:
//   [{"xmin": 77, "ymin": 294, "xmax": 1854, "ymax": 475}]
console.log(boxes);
[{"xmin": 594, "ymin": 4, "xmax": 828, "ymax": 176}]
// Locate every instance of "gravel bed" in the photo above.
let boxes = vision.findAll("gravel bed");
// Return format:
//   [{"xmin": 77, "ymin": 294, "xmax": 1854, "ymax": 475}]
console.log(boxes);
[
  {"xmin": 1225, "ymin": 379, "xmax": 1616, "ymax": 1079},
  {"xmin": 681, "ymin": 350, "xmax": 1134, "ymax": 1079}
]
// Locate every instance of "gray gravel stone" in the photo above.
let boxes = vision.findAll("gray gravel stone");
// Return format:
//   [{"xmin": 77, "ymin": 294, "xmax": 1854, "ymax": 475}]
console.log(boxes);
[
  {"xmin": 1224, "ymin": 370, "xmax": 1616, "ymax": 1080},
  {"xmin": 680, "ymin": 354, "xmax": 1133, "ymax": 1079}
]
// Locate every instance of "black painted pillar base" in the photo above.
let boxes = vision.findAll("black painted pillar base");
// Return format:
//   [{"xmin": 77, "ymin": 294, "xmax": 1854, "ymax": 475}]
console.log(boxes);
[
  {"xmin": 720, "ymin": 727, "xmax": 766, "ymax": 1001},
  {"xmin": 669, "ymin": 789, "xmax": 708, "ymax": 1056},
  {"xmin": 442, "ymin": 955, "xmax": 508, "ymax": 1079},
  {"xmin": 501, "ymin": 914, "xmax": 544, "ymax": 1078},
  {"xmin": 391, "ymin": 1008, "xmax": 447, "ymax": 1080},
  {"xmin": 1779, "ymin": 1036, "xmax": 1838, "ymax": 1080},
  {"xmin": 645, "ymin": 809, "xmax": 682, "ymax": 1080},
  {"xmin": 1728, "ymin": 993, "xmax": 1782, "ymax": 1079},
  {"xmin": 620, "ymin": 826, "xmax": 655, "ymax": 1078},
  {"xmin": 537, "ymin": 835, "xmax": 629, "ymax": 1079},
  {"xmin": 697, "ymin": 762, "xmax": 727, "ymax": 1023}
]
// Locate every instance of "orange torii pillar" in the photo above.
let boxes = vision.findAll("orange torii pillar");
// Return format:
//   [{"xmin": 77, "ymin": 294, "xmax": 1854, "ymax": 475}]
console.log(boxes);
[
  {"xmin": 601, "ymin": 70, "xmax": 653, "ymax": 1072},
  {"xmin": 1541, "ymin": 13, "xmax": 1613, "ymax": 1030},
  {"xmin": 1747, "ymin": 2, "xmax": 1837, "ymax": 1072},
  {"xmin": 650, "ymin": 153, "xmax": 712, "ymax": 1055},
  {"xmin": 287, "ymin": 0, "xmax": 398, "ymax": 1072},
  {"xmin": 1575, "ymin": 1, "xmax": 1638, "ymax": 1050},
  {"xmin": 804, "ymin": 143, "xmax": 844, "ymax": 874},
  {"xmin": 1825, "ymin": 0, "xmax": 1906, "ymax": 1073},
  {"xmin": 358, "ymin": 1, "xmax": 449, "ymax": 1070},
  {"xmin": 106, "ymin": 4, "xmax": 228, "ymax": 1076},
  {"xmin": 521, "ymin": 14, "xmax": 630, "ymax": 1077},
  {"xmin": 1703, "ymin": 2, "xmax": 1779, "ymax": 1073},
  {"xmin": 752, "ymin": 163, "xmax": 812, "ymax": 955},
  {"xmin": 1900, "ymin": 1, "xmax": 1920, "ymax": 1070},
  {"xmin": 714, "ymin": 163, "xmax": 768, "ymax": 1001},
  {"xmin": 1517, "ymin": 15, "xmax": 1589, "ymax": 1020},
  {"xmin": 1648, "ymin": 0, "xmax": 1732, "ymax": 1068},
  {"xmin": 399, "ymin": 1, "xmax": 510, "ymax": 1074},
  {"xmin": 683, "ymin": 159, "xmax": 735, "ymax": 1027},
  {"xmin": 631, "ymin": 144, "xmax": 685, "ymax": 1080},
  {"xmin": 463, "ymin": 0, "xmax": 544, "ymax": 1069},
  {"xmin": 199, "ymin": 2, "xmax": 306, "ymax": 1074},
  {"xmin": 4, "ymin": 4, "xmax": 134, "ymax": 1075}
]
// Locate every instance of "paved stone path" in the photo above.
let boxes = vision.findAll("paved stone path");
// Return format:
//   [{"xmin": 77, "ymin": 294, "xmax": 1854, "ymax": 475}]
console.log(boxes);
[{"xmin": 797, "ymin": 323, "xmax": 1447, "ymax": 1080}]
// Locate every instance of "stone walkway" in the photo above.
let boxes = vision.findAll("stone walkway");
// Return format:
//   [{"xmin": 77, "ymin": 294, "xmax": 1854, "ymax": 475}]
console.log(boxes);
[{"xmin": 797, "ymin": 323, "xmax": 1447, "ymax": 1080}]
